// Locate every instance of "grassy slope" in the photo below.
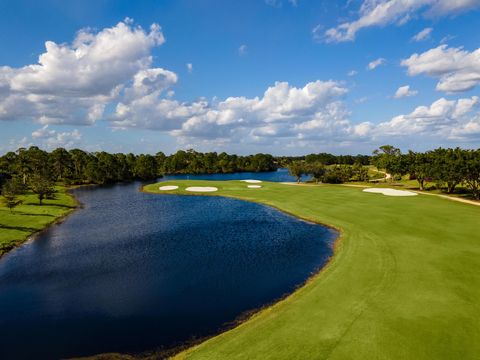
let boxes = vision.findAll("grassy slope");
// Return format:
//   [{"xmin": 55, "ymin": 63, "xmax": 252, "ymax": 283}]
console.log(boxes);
[
  {"xmin": 0, "ymin": 186, "xmax": 77, "ymax": 256},
  {"xmin": 143, "ymin": 180, "xmax": 480, "ymax": 360}
]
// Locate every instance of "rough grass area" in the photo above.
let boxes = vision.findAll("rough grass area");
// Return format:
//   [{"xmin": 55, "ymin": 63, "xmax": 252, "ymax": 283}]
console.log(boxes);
[
  {"xmin": 0, "ymin": 186, "xmax": 77, "ymax": 257},
  {"xmin": 142, "ymin": 180, "xmax": 480, "ymax": 360}
]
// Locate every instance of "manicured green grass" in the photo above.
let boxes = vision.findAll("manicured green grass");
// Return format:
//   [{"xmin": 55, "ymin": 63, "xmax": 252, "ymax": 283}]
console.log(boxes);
[
  {"xmin": 0, "ymin": 186, "xmax": 77, "ymax": 257},
  {"xmin": 143, "ymin": 180, "xmax": 480, "ymax": 360}
]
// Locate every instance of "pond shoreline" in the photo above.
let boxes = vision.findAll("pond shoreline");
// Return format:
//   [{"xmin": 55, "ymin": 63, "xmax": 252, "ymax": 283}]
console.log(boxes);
[
  {"xmin": 75, "ymin": 187, "xmax": 341, "ymax": 360},
  {"xmin": 0, "ymin": 186, "xmax": 79, "ymax": 260},
  {"xmin": 1, "ymin": 179, "xmax": 339, "ymax": 360},
  {"xmin": 93, "ymin": 183, "xmax": 342, "ymax": 360},
  {"xmin": 2, "ymin": 178, "xmax": 334, "ymax": 359}
]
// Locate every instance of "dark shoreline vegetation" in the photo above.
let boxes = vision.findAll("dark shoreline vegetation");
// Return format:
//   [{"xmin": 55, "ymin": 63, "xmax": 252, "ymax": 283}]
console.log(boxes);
[
  {"xmin": 0, "ymin": 144, "xmax": 478, "ymax": 191},
  {"xmin": 0, "ymin": 147, "xmax": 279, "ymax": 186}
]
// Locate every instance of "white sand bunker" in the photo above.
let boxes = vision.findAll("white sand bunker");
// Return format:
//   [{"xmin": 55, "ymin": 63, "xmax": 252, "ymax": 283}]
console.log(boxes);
[
  {"xmin": 363, "ymin": 188, "xmax": 418, "ymax": 197},
  {"xmin": 247, "ymin": 185, "xmax": 262, "ymax": 189},
  {"xmin": 241, "ymin": 179, "xmax": 262, "ymax": 183},
  {"xmin": 185, "ymin": 186, "xmax": 218, "ymax": 192},
  {"xmin": 159, "ymin": 185, "xmax": 179, "ymax": 191}
]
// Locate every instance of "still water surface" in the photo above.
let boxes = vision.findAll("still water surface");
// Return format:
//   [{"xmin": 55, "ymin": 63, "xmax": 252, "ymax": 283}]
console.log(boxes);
[{"xmin": 0, "ymin": 171, "xmax": 336, "ymax": 359}]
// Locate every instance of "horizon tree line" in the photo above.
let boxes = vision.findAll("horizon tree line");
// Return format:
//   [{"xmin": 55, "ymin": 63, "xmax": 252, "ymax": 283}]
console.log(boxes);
[
  {"xmin": 0, "ymin": 147, "xmax": 277, "ymax": 209},
  {"xmin": 1, "ymin": 145, "xmax": 480, "ymax": 211}
]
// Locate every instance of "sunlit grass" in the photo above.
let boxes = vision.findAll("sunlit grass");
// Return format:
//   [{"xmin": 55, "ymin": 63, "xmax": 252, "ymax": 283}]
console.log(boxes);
[
  {"xmin": 0, "ymin": 186, "xmax": 76, "ymax": 256},
  {"xmin": 142, "ymin": 180, "xmax": 480, "ymax": 360}
]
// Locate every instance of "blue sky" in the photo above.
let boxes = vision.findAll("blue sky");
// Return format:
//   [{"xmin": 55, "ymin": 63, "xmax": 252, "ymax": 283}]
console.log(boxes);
[{"xmin": 1, "ymin": 0, "xmax": 479, "ymax": 155}]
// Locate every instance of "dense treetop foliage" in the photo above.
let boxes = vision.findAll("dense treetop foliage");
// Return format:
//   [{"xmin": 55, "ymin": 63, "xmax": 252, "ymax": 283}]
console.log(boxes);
[
  {"xmin": 371, "ymin": 146, "xmax": 480, "ymax": 198},
  {"xmin": 287, "ymin": 145, "xmax": 480, "ymax": 199},
  {"xmin": 0, "ymin": 147, "xmax": 276, "ymax": 187},
  {"xmin": 287, "ymin": 162, "xmax": 369, "ymax": 184},
  {"xmin": 277, "ymin": 153, "xmax": 371, "ymax": 167},
  {"xmin": 1, "ymin": 146, "xmax": 479, "ymax": 203}
]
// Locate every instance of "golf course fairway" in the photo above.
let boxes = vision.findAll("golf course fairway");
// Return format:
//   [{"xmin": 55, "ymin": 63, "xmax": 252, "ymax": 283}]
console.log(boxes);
[{"xmin": 143, "ymin": 180, "xmax": 480, "ymax": 360}]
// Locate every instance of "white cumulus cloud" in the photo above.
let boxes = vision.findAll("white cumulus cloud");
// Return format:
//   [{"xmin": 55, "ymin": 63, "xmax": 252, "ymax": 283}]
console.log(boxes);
[
  {"xmin": 394, "ymin": 85, "xmax": 418, "ymax": 98},
  {"xmin": 111, "ymin": 80, "xmax": 369, "ymax": 148},
  {"xmin": 320, "ymin": 0, "xmax": 480, "ymax": 43},
  {"xmin": 375, "ymin": 96, "xmax": 480, "ymax": 139},
  {"xmin": 368, "ymin": 58, "xmax": 386, "ymax": 70},
  {"xmin": 31, "ymin": 125, "xmax": 82, "ymax": 149},
  {"xmin": 401, "ymin": 44, "xmax": 480, "ymax": 92},
  {"xmin": 0, "ymin": 19, "xmax": 167, "ymax": 125},
  {"xmin": 3, "ymin": 17, "xmax": 480, "ymax": 152}
]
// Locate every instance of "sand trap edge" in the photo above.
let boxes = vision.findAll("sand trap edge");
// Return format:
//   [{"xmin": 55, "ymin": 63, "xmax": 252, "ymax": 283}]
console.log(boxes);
[
  {"xmin": 241, "ymin": 179, "xmax": 262, "ymax": 183},
  {"xmin": 185, "ymin": 186, "xmax": 218, "ymax": 192},
  {"xmin": 363, "ymin": 188, "xmax": 418, "ymax": 197},
  {"xmin": 159, "ymin": 185, "xmax": 179, "ymax": 191}
]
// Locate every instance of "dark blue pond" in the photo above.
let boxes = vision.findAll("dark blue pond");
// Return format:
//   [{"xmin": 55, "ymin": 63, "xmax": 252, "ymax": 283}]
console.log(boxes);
[
  {"xmin": 163, "ymin": 167, "xmax": 311, "ymax": 182},
  {"xmin": 0, "ymin": 172, "xmax": 336, "ymax": 360}
]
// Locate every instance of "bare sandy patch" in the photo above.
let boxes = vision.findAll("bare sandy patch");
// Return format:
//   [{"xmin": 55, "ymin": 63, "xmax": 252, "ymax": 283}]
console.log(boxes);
[
  {"xmin": 247, "ymin": 185, "xmax": 262, "ymax": 189},
  {"xmin": 363, "ymin": 188, "xmax": 417, "ymax": 197},
  {"xmin": 159, "ymin": 185, "xmax": 179, "ymax": 191},
  {"xmin": 241, "ymin": 179, "xmax": 262, "ymax": 183},
  {"xmin": 185, "ymin": 186, "xmax": 218, "ymax": 192}
]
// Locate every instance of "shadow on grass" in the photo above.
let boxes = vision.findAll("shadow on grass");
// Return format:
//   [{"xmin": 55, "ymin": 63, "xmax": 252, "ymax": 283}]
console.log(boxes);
[
  {"xmin": 13, "ymin": 211, "xmax": 55, "ymax": 217},
  {"xmin": 0, "ymin": 224, "xmax": 38, "ymax": 232},
  {"xmin": 25, "ymin": 203, "xmax": 76, "ymax": 209}
]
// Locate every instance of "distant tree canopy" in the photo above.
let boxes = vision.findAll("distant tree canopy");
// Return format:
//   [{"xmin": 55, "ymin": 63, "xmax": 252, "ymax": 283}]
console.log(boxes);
[
  {"xmin": 0, "ymin": 147, "xmax": 276, "ymax": 187},
  {"xmin": 372, "ymin": 146, "xmax": 480, "ymax": 199},
  {"xmin": 371, "ymin": 145, "xmax": 406, "ymax": 179},
  {"xmin": 304, "ymin": 153, "xmax": 371, "ymax": 166},
  {"xmin": 278, "ymin": 153, "xmax": 371, "ymax": 167},
  {"xmin": 1, "ymin": 145, "xmax": 479, "ymax": 199},
  {"xmin": 161, "ymin": 150, "xmax": 276, "ymax": 175},
  {"xmin": 288, "ymin": 161, "xmax": 367, "ymax": 185},
  {"xmin": 283, "ymin": 146, "xmax": 480, "ymax": 200}
]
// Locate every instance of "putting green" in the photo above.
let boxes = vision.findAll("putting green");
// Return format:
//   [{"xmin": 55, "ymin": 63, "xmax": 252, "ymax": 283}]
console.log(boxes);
[{"xmin": 143, "ymin": 180, "xmax": 480, "ymax": 360}]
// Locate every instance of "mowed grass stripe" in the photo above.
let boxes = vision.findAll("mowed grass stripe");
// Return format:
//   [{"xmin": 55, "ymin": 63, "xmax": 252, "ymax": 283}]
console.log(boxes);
[{"xmin": 143, "ymin": 180, "xmax": 480, "ymax": 360}]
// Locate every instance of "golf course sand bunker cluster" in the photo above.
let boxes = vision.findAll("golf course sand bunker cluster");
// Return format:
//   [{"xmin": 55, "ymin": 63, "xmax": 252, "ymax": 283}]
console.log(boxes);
[
  {"xmin": 159, "ymin": 185, "xmax": 179, "ymax": 191},
  {"xmin": 185, "ymin": 186, "xmax": 218, "ymax": 192},
  {"xmin": 363, "ymin": 188, "xmax": 418, "ymax": 197},
  {"xmin": 248, "ymin": 185, "xmax": 262, "ymax": 188}
]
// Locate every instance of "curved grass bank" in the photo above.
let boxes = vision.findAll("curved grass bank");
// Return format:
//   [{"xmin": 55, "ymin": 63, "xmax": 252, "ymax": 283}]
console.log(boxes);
[
  {"xmin": 142, "ymin": 180, "xmax": 480, "ymax": 360},
  {"xmin": 0, "ymin": 186, "xmax": 77, "ymax": 257}
]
